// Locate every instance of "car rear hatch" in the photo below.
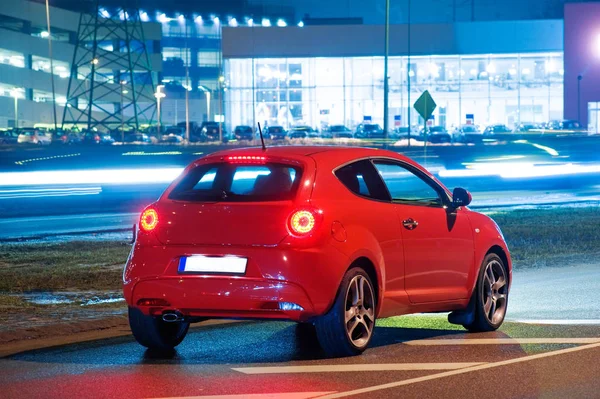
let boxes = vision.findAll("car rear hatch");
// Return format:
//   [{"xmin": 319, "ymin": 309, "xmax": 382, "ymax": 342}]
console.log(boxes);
[{"xmin": 155, "ymin": 154, "xmax": 313, "ymax": 246}]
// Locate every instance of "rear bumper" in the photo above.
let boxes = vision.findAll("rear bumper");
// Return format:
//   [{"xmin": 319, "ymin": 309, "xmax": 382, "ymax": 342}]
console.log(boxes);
[
  {"xmin": 131, "ymin": 276, "xmax": 315, "ymax": 321},
  {"xmin": 123, "ymin": 243, "xmax": 349, "ymax": 322}
]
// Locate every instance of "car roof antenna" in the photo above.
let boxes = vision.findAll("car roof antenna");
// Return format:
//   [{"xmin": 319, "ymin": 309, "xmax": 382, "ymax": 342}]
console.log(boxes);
[{"xmin": 257, "ymin": 122, "xmax": 267, "ymax": 151}]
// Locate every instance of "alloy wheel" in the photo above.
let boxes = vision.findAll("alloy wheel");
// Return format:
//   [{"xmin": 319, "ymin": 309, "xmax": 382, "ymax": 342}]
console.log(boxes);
[
  {"xmin": 344, "ymin": 275, "xmax": 375, "ymax": 348},
  {"xmin": 482, "ymin": 259, "xmax": 508, "ymax": 325}
]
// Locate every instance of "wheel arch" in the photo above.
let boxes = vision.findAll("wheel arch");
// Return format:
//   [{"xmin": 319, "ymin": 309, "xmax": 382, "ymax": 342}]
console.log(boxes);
[{"xmin": 486, "ymin": 244, "xmax": 512, "ymax": 286}]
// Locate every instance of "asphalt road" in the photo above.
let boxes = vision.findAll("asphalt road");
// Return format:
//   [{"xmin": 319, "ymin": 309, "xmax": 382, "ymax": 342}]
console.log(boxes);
[
  {"xmin": 1, "ymin": 317, "xmax": 599, "ymax": 398},
  {"xmin": 1, "ymin": 137, "xmax": 599, "ymax": 239}
]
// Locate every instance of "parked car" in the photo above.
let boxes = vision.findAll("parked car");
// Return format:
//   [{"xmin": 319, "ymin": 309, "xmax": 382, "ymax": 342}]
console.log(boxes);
[
  {"xmin": 200, "ymin": 122, "xmax": 227, "ymax": 141},
  {"xmin": 160, "ymin": 133, "xmax": 184, "ymax": 144},
  {"xmin": 289, "ymin": 126, "xmax": 319, "ymax": 139},
  {"xmin": 17, "ymin": 128, "xmax": 51, "ymax": 145},
  {"xmin": 544, "ymin": 120, "xmax": 585, "ymax": 133},
  {"xmin": 328, "ymin": 125, "xmax": 353, "ymax": 139},
  {"xmin": 453, "ymin": 125, "xmax": 483, "ymax": 143},
  {"xmin": 355, "ymin": 123, "xmax": 385, "ymax": 139},
  {"xmin": 483, "ymin": 124, "xmax": 512, "ymax": 136},
  {"xmin": 177, "ymin": 121, "xmax": 199, "ymax": 135},
  {"xmin": 513, "ymin": 122, "xmax": 541, "ymax": 134},
  {"xmin": 265, "ymin": 126, "xmax": 286, "ymax": 140},
  {"xmin": 82, "ymin": 132, "xmax": 115, "ymax": 145},
  {"xmin": 124, "ymin": 132, "xmax": 151, "ymax": 143},
  {"xmin": 55, "ymin": 131, "xmax": 82, "ymax": 145},
  {"xmin": 125, "ymin": 146, "xmax": 512, "ymax": 356},
  {"xmin": 0, "ymin": 129, "xmax": 19, "ymax": 145},
  {"xmin": 234, "ymin": 125, "xmax": 254, "ymax": 141},
  {"xmin": 421, "ymin": 126, "xmax": 452, "ymax": 143},
  {"xmin": 165, "ymin": 126, "xmax": 185, "ymax": 136},
  {"xmin": 389, "ymin": 127, "xmax": 409, "ymax": 140}
]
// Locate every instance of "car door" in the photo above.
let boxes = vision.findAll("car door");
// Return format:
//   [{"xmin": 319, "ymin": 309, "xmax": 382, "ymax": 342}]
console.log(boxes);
[
  {"xmin": 333, "ymin": 160, "xmax": 406, "ymax": 304},
  {"xmin": 372, "ymin": 159, "xmax": 475, "ymax": 303}
]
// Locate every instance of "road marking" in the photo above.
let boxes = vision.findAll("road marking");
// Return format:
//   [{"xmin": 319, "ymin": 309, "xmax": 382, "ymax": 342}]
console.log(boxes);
[
  {"xmin": 150, "ymin": 393, "xmax": 335, "ymax": 399},
  {"xmin": 233, "ymin": 362, "xmax": 486, "ymax": 374},
  {"xmin": 510, "ymin": 319, "xmax": 600, "ymax": 325},
  {"xmin": 317, "ymin": 342, "xmax": 600, "ymax": 398},
  {"xmin": 404, "ymin": 338, "xmax": 600, "ymax": 345}
]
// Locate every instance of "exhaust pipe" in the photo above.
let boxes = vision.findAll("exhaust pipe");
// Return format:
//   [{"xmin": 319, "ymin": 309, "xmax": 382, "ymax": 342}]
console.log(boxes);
[{"xmin": 162, "ymin": 311, "xmax": 184, "ymax": 323}]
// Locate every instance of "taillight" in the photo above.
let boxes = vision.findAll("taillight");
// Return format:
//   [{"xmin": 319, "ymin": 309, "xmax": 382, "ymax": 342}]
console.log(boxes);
[
  {"xmin": 288, "ymin": 209, "xmax": 317, "ymax": 236},
  {"xmin": 140, "ymin": 208, "xmax": 159, "ymax": 232}
]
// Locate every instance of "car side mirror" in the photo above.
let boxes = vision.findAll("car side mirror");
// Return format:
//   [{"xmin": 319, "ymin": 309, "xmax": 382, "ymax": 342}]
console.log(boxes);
[{"xmin": 452, "ymin": 187, "xmax": 472, "ymax": 208}]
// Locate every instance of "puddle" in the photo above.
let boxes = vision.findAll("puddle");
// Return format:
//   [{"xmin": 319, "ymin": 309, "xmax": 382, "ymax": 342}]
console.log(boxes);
[
  {"xmin": 81, "ymin": 296, "xmax": 125, "ymax": 306},
  {"xmin": 16, "ymin": 291, "xmax": 124, "ymax": 307}
]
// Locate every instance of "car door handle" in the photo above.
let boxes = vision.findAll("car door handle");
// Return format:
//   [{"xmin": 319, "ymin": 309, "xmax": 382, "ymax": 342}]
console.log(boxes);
[{"xmin": 402, "ymin": 218, "xmax": 418, "ymax": 230}]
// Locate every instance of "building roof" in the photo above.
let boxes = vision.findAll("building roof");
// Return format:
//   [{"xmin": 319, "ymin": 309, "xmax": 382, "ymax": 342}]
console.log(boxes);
[{"xmin": 223, "ymin": 19, "xmax": 563, "ymax": 58}]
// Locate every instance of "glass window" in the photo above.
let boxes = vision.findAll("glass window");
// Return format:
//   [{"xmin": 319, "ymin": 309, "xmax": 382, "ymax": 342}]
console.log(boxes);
[
  {"xmin": 198, "ymin": 51, "xmax": 219, "ymax": 67},
  {"xmin": 334, "ymin": 160, "xmax": 389, "ymax": 201},
  {"xmin": 0, "ymin": 48, "xmax": 25, "ymax": 68},
  {"xmin": 169, "ymin": 162, "xmax": 302, "ymax": 202},
  {"xmin": 192, "ymin": 168, "xmax": 217, "ymax": 190},
  {"xmin": 373, "ymin": 161, "xmax": 443, "ymax": 206}
]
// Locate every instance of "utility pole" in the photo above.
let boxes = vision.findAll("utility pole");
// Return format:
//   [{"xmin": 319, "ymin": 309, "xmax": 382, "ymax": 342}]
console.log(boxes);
[
  {"xmin": 407, "ymin": 0, "xmax": 412, "ymax": 148},
  {"xmin": 45, "ymin": 0, "xmax": 58, "ymax": 132},
  {"xmin": 383, "ymin": 0, "xmax": 390, "ymax": 146},
  {"xmin": 184, "ymin": 15, "xmax": 190, "ymax": 143}
]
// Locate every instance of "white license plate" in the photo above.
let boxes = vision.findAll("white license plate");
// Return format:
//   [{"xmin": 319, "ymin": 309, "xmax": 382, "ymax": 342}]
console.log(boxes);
[{"xmin": 178, "ymin": 255, "xmax": 247, "ymax": 274}]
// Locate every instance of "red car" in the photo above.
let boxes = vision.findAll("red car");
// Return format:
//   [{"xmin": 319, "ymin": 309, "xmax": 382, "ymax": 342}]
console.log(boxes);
[{"xmin": 124, "ymin": 146, "xmax": 511, "ymax": 356}]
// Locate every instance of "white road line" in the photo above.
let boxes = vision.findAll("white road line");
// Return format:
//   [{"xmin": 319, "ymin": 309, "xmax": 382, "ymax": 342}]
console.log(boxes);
[
  {"xmin": 509, "ymin": 319, "xmax": 600, "ymax": 325},
  {"xmin": 317, "ymin": 342, "xmax": 600, "ymax": 398},
  {"xmin": 150, "ymin": 392, "xmax": 335, "ymax": 399},
  {"xmin": 233, "ymin": 362, "xmax": 486, "ymax": 374},
  {"xmin": 404, "ymin": 338, "xmax": 600, "ymax": 345}
]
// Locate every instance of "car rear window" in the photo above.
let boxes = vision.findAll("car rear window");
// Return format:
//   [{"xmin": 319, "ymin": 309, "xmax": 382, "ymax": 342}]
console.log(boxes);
[{"xmin": 169, "ymin": 162, "xmax": 302, "ymax": 202}]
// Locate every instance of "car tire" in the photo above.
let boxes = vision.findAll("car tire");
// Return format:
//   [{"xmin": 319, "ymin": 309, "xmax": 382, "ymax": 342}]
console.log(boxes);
[
  {"xmin": 464, "ymin": 254, "xmax": 509, "ymax": 332},
  {"xmin": 128, "ymin": 307, "xmax": 190, "ymax": 351},
  {"xmin": 314, "ymin": 267, "xmax": 376, "ymax": 357}
]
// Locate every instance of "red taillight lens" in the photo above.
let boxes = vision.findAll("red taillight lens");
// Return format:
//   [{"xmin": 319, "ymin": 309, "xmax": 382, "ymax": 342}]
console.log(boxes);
[
  {"xmin": 140, "ymin": 208, "xmax": 159, "ymax": 232},
  {"xmin": 288, "ymin": 209, "xmax": 317, "ymax": 236}
]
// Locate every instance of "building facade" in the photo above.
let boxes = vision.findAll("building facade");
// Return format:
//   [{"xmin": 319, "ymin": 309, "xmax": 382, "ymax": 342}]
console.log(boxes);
[
  {"xmin": 0, "ymin": 0, "xmax": 162, "ymax": 129},
  {"xmin": 222, "ymin": 4, "xmax": 600, "ymax": 133}
]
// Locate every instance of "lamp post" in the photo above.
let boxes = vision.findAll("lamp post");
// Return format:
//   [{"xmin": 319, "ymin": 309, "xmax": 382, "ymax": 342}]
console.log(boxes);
[
  {"xmin": 198, "ymin": 85, "xmax": 211, "ymax": 122},
  {"xmin": 577, "ymin": 75, "xmax": 583, "ymax": 123},
  {"xmin": 154, "ymin": 85, "xmax": 166, "ymax": 136},
  {"xmin": 383, "ymin": 0, "xmax": 390, "ymax": 146},
  {"xmin": 218, "ymin": 75, "xmax": 225, "ymax": 142},
  {"xmin": 11, "ymin": 89, "xmax": 19, "ymax": 128},
  {"xmin": 120, "ymin": 80, "xmax": 127, "ymax": 143}
]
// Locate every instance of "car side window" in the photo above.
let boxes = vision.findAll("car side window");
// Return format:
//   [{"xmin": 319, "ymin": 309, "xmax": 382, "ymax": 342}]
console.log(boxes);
[
  {"xmin": 335, "ymin": 160, "xmax": 390, "ymax": 201},
  {"xmin": 372, "ymin": 161, "xmax": 445, "ymax": 206}
]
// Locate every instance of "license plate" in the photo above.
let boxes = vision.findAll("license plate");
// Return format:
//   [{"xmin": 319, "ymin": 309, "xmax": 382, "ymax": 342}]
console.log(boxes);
[{"xmin": 178, "ymin": 255, "xmax": 247, "ymax": 274}]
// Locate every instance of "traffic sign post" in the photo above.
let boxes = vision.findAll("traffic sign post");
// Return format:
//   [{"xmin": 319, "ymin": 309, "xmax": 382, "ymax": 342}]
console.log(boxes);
[{"xmin": 414, "ymin": 90, "xmax": 437, "ymax": 164}]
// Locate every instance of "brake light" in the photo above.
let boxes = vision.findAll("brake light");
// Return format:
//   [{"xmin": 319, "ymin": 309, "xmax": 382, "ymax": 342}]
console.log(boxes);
[
  {"xmin": 140, "ymin": 208, "xmax": 159, "ymax": 232},
  {"xmin": 226, "ymin": 155, "xmax": 266, "ymax": 163},
  {"xmin": 288, "ymin": 209, "xmax": 316, "ymax": 236}
]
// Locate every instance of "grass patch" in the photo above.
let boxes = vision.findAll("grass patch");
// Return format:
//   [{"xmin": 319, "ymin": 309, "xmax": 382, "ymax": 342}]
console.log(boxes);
[
  {"xmin": 489, "ymin": 207, "xmax": 600, "ymax": 268},
  {"xmin": 0, "ymin": 241, "xmax": 130, "ymax": 292},
  {"xmin": 0, "ymin": 207, "xmax": 598, "ymax": 293}
]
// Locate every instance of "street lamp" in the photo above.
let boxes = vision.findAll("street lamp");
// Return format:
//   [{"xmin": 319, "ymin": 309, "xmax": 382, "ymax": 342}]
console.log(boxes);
[
  {"xmin": 10, "ymin": 89, "xmax": 19, "ymax": 128},
  {"xmin": 120, "ymin": 80, "xmax": 127, "ymax": 143},
  {"xmin": 198, "ymin": 86, "xmax": 211, "ymax": 122},
  {"xmin": 154, "ymin": 85, "xmax": 166, "ymax": 136}
]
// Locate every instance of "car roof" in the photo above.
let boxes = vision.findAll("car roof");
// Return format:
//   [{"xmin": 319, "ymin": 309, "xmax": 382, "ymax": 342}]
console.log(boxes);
[{"xmin": 208, "ymin": 145, "xmax": 411, "ymax": 162}]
